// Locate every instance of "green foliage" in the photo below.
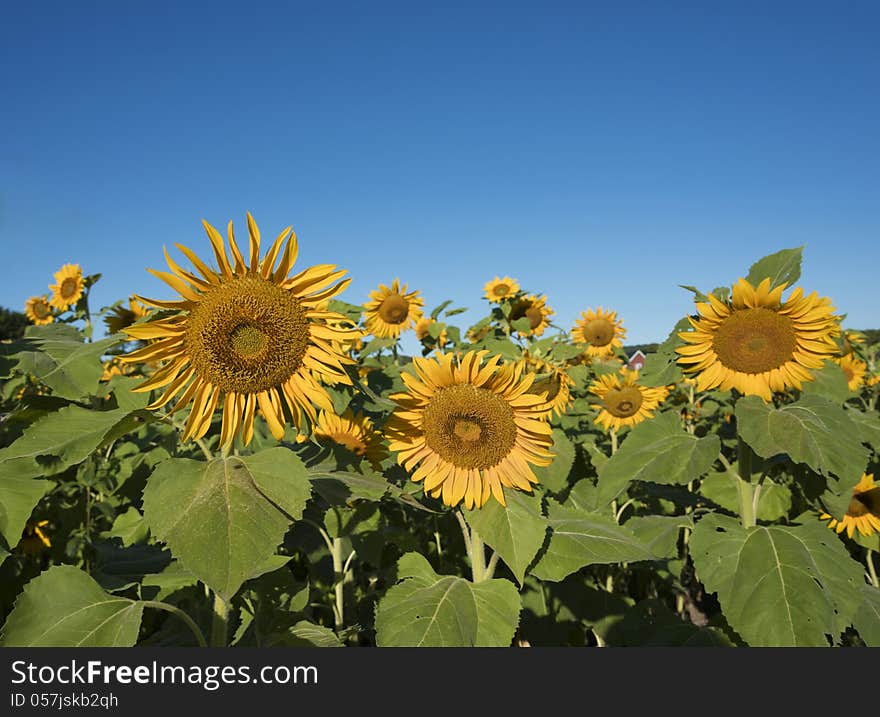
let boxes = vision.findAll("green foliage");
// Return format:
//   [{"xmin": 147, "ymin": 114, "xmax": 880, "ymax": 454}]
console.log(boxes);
[{"xmin": 745, "ymin": 246, "xmax": 803, "ymax": 288}]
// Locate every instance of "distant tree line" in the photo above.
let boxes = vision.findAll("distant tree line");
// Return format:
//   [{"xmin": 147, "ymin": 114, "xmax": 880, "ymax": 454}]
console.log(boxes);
[{"xmin": 0, "ymin": 307, "xmax": 28, "ymax": 342}]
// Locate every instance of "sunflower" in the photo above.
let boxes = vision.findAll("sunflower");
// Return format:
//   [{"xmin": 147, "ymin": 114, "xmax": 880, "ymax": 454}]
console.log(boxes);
[
  {"xmin": 841, "ymin": 330, "xmax": 866, "ymax": 355},
  {"xmin": 24, "ymin": 295, "xmax": 53, "ymax": 325},
  {"xmin": 105, "ymin": 297, "xmax": 150, "ymax": 335},
  {"xmin": 821, "ymin": 474, "xmax": 880, "ymax": 538},
  {"xmin": 509, "ymin": 294, "xmax": 553, "ymax": 337},
  {"xmin": 483, "ymin": 276, "xmax": 520, "ymax": 303},
  {"xmin": 18, "ymin": 520, "xmax": 51, "ymax": 555},
  {"xmin": 867, "ymin": 374, "xmax": 880, "ymax": 388},
  {"xmin": 519, "ymin": 352, "xmax": 574, "ymax": 418},
  {"xmin": 363, "ymin": 279, "xmax": 424, "ymax": 339},
  {"xmin": 589, "ymin": 369, "xmax": 668, "ymax": 431},
  {"xmin": 122, "ymin": 213, "xmax": 360, "ymax": 446},
  {"xmin": 675, "ymin": 278, "xmax": 839, "ymax": 401},
  {"xmin": 387, "ymin": 351, "xmax": 554, "ymax": 509},
  {"xmin": 312, "ymin": 410, "xmax": 389, "ymax": 469},
  {"xmin": 572, "ymin": 307, "xmax": 626, "ymax": 358},
  {"xmin": 48, "ymin": 263, "xmax": 84, "ymax": 309},
  {"xmin": 415, "ymin": 317, "xmax": 448, "ymax": 348},
  {"xmin": 837, "ymin": 353, "xmax": 867, "ymax": 392}
]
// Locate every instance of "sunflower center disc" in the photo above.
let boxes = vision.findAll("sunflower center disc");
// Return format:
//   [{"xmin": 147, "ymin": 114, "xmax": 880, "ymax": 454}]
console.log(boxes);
[
  {"xmin": 493, "ymin": 284, "xmax": 510, "ymax": 297},
  {"xmin": 603, "ymin": 386, "xmax": 644, "ymax": 417},
  {"xmin": 423, "ymin": 384, "xmax": 517, "ymax": 469},
  {"xmin": 711, "ymin": 307, "xmax": 798, "ymax": 374},
  {"xmin": 60, "ymin": 278, "xmax": 78, "ymax": 300},
  {"xmin": 378, "ymin": 295, "xmax": 410, "ymax": 324},
  {"xmin": 34, "ymin": 302, "xmax": 50, "ymax": 319},
  {"xmin": 185, "ymin": 275, "xmax": 310, "ymax": 394},
  {"xmin": 524, "ymin": 307, "xmax": 543, "ymax": 329},
  {"xmin": 584, "ymin": 318, "xmax": 614, "ymax": 346},
  {"xmin": 851, "ymin": 488, "xmax": 880, "ymax": 517}
]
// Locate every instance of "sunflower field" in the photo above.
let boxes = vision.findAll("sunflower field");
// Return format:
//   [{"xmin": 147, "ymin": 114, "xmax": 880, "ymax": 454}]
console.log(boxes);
[{"xmin": 1, "ymin": 215, "xmax": 878, "ymax": 648}]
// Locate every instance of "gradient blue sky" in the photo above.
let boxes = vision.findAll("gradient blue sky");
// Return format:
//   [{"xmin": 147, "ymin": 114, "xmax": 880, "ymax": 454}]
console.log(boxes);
[{"xmin": 2, "ymin": 1, "xmax": 878, "ymax": 348}]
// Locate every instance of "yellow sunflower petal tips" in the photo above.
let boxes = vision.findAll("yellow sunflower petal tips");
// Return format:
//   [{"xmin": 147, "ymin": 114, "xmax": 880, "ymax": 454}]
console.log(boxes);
[
  {"xmin": 675, "ymin": 277, "xmax": 840, "ymax": 400},
  {"xmin": 386, "ymin": 351, "xmax": 554, "ymax": 509},
  {"xmin": 122, "ymin": 212, "xmax": 360, "ymax": 447},
  {"xmin": 509, "ymin": 294, "xmax": 553, "ymax": 337},
  {"xmin": 105, "ymin": 297, "xmax": 150, "ymax": 335},
  {"xmin": 313, "ymin": 410, "xmax": 389, "ymax": 470},
  {"xmin": 483, "ymin": 276, "xmax": 520, "ymax": 303},
  {"xmin": 589, "ymin": 369, "xmax": 668, "ymax": 431},
  {"xmin": 363, "ymin": 279, "xmax": 424, "ymax": 339},
  {"xmin": 519, "ymin": 352, "xmax": 574, "ymax": 419},
  {"xmin": 572, "ymin": 307, "xmax": 626, "ymax": 358},
  {"xmin": 820, "ymin": 474, "xmax": 880, "ymax": 538},
  {"xmin": 837, "ymin": 353, "xmax": 867, "ymax": 392},
  {"xmin": 48, "ymin": 264, "xmax": 84, "ymax": 309},
  {"xmin": 24, "ymin": 295, "xmax": 54, "ymax": 325},
  {"xmin": 18, "ymin": 520, "xmax": 52, "ymax": 555}
]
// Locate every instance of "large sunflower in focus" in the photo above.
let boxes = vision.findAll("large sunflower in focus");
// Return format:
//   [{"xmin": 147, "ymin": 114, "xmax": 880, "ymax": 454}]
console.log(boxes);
[
  {"xmin": 122, "ymin": 213, "xmax": 360, "ymax": 446},
  {"xmin": 483, "ymin": 276, "xmax": 520, "ymax": 303},
  {"xmin": 509, "ymin": 294, "xmax": 553, "ymax": 337},
  {"xmin": 363, "ymin": 279, "xmax": 424, "ymax": 339},
  {"xmin": 837, "ymin": 353, "xmax": 867, "ymax": 392},
  {"xmin": 676, "ymin": 278, "xmax": 839, "ymax": 400},
  {"xmin": 48, "ymin": 264, "xmax": 84, "ymax": 309},
  {"xmin": 821, "ymin": 474, "xmax": 880, "ymax": 538},
  {"xmin": 589, "ymin": 369, "xmax": 668, "ymax": 431},
  {"xmin": 572, "ymin": 307, "xmax": 626, "ymax": 358},
  {"xmin": 24, "ymin": 296, "xmax": 53, "ymax": 326},
  {"xmin": 105, "ymin": 297, "xmax": 150, "ymax": 335},
  {"xmin": 519, "ymin": 352, "xmax": 574, "ymax": 419},
  {"xmin": 312, "ymin": 410, "xmax": 389, "ymax": 470},
  {"xmin": 387, "ymin": 351, "xmax": 554, "ymax": 509}
]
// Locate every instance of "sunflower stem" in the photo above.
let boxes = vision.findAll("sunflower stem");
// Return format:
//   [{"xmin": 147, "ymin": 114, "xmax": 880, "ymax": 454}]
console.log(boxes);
[
  {"xmin": 470, "ymin": 529, "xmax": 487, "ymax": 582},
  {"xmin": 867, "ymin": 548, "xmax": 879, "ymax": 589},
  {"xmin": 736, "ymin": 437, "xmax": 756, "ymax": 529},
  {"xmin": 485, "ymin": 550, "xmax": 500, "ymax": 581},
  {"xmin": 142, "ymin": 601, "xmax": 208, "ymax": 648},
  {"xmin": 331, "ymin": 537, "xmax": 346, "ymax": 631},
  {"xmin": 210, "ymin": 592, "xmax": 229, "ymax": 647},
  {"xmin": 609, "ymin": 429, "xmax": 618, "ymax": 455}
]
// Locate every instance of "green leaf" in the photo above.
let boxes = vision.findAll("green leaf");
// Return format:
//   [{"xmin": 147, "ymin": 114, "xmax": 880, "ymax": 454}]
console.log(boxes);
[
  {"xmin": 0, "ymin": 405, "xmax": 139, "ymax": 477},
  {"xmin": 735, "ymin": 395, "xmax": 869, "ymax": 519},
  {"xmin": 0, "ymin": 465, "xmax": 52, "ymax": 547},
  {"xmin": 2, "ymin": 565, "xmax": 143, "ymax": 646},
  {"xmin": 531, "ymin": 501, "xmax": 655, "ymax": 582},
  {"xmin": 745, "ymin": 246, "xmax": 803, "ymax": 289},
  {"xmin": 284, "ymin": 621, "xmax": 344, "ymax": 647},
  {"xmin": 106, "ymin": 507, "xmax": 148, "ymax": 546},
  {"xmin": 606, "ymin": 599, "xmax": 733, "ymax": 646},
  {"xmin": 597, "ymin": 412, "xmax": 720, "ymax": 505},
  {"xmin": 638, "ymin": 352, "xmax": 683, "ymax": 387},
  {"xmin": 430, "ymin": 300, "xmax": 453, "ymax": 320},
  {"xmin": 375, "ymin": 553, "xmax": 521, "ymax": 646},
  {"xmin": 699, "ymin": 472, "xmax": 792, "ymax": 522},
  {"xmin": 800, "ymin": 361, "xmax": 850, "ymax": 405},
  {"xmin": 533, "ymin": 428, "xmax": 575, "ymax": 493},
  {"xmin": 143, "ymin": 448, "xmax": 312, "ymax": 599},
  {"xmin": 690, "ymin": 514, "xmax": 864, "ymax": 646},
  {"xmin": 625, "ymin": 515, "xmax": 693, "ymax": 558},
  {"xmin": 16, "ymin": 335, "xmax": 119, "ymax": 400},
  {"xmin": 852, "ymin": 586, "xmax": 880, "ymax": 646},
  {"xmin": 464, "ymin": 488, "xmax": 548, "ymax": 584},
  {"xmin": 846, "ymin": 408, "xmax": 880, "ymax": 451}
]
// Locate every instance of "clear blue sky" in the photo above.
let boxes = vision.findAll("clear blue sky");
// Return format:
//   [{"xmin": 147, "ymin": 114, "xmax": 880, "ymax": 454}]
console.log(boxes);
[{"xmin": 2, "ymin": 1, "xmax": 878, "ymax": 347}]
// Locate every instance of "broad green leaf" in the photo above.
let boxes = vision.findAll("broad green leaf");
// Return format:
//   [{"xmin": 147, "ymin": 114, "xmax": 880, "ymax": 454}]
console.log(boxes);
[
  {"xmin": 625, "ymin": 515, "xmax": 693, "ymax": 558},
  {"xmin": 106, "ymin": 507, "xmax": 148, "ymax": 546},
  {"xmin": 16, "ymin": 335, "xmax": 119, "ymax": 400},
  {"xmin": 2, "ymin": 565, "xmax": 143, "ymax": 646},
  {"xmin": 375, "ymin": 553, "xmax": 521, "ymax": 646},
  {"xmin": 745, "ymin": 246, "xmax": 803, "ymax": 289},
  {"xmin": 735, "ymin": 395, "xmax": 868, "ymax": 519},
  {"xmin": 531, "ymin": 501, "xmax": 655, "ymax": 582},
  {"xmin": 597, "ymin": 412, "xmax": 720, "ymax": 505},
  {"xmin": 285, "ymin": 621, "xmax": 343, "ymax": 647},
  {"xmin": 699, "ymin": 471, "xmax": 792, "ymax": 522},
  {"xmin": 473, "ymin": 337, "xmax": 521, "ymax": 361},
  {"xmin": 104, "ymin": 375, "xmax": 153, "ymax": 412},
  {"xmin": 140, "ymin": 561, "xmax": 197, "ymax": 602},
  {"xmin": 0, "ymin": 405, "xmax": 139, "ymax": 476},
  {"xmin": 465, "ymin": 488, "xmax": 548, "ymax": 584},
  {"xmin": 0, "ymin": 465, "xmax": 52, "ymax": 547},
  {"xmin": 852, "ymin": 586, "xmax": 880, "ymax": 646},
  {"xmin": 801, "ymin": 361, "xmax": 850, "ymax": 405},
  {"xmin": 533, "ymin": 428, "xmax": 575, "ymax": 493},
  {"xmin": 638, "ymin": 352, "xmax": 683, "ymax": 387},
  {"xmin": 143, "ymin": 448, "xmax": 311, "ymax": 599},
  {"xmin": 846, "ymin": 408, "xmax": 880, "ymax": 451},
  {"xmin": 606, "ymin": 599, "xmax": 733, "ymax": 646},
  {"xmin": 690, "ymin": 514, "xmax": 864, "ymax": 646}
]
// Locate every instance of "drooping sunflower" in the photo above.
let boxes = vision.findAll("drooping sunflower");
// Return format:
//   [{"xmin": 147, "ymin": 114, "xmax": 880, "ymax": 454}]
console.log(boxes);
[
  {"xmin": 387, "ymin": 351, "xmax": 554, "ymax": 509},
  {"xmin": 841, "ymin": 330, "xmax": 866, "ymax": 355},
  {"xmin": 24, "ymin": 295, "xmax": 53, "ymax": 326},
  {"xmin": 363, "ymin": 279, "xmax": 424, "ymax": 339},
  {"xmin": 483, "ymin": 276, "xmax": 520, "ymax": 303},
  {"xmin": 48, "ymin": 263, "xmax": 84, "ymax": 310},
  {"xmin": 509, "ymin": 294, "xmax": 553, "ymax": 337},
  {"xmin": 519, "ymin": 352, "xmax": 574, "ymax": 419},
  {"xmin": 312, "ymin": 410, "xmax": 389, "ymax": 469},
  {"xmin": 837, "ymin": 353, "xmax": 867, "ymax": 392},
  {"xmin": 589, "ymin": 369, "xmax": 668, "ymax": 431},
  {"xmin": 572, "ymin": 307, "xmax": 626, "ymax": 358},
  {"xmin": 676, "ymin": 278, "xmax": 839, "ymax": 401},
  {"xmin": 820, "ymin": 473, "xmax": 880, "ymax": 538},
  {"xmin": 18, "ymin": 520, "xmax": 51, "ymax": 555},
  {"xmin": 122, "ymin": 213, "xmax": 360, "ymax": 446},
  {"xmin": 415, "ymin": 317, "xmax": 448, "ymax": 348},
  {"xmin": 105, "ymin": 297, "xmax": 150, "ymax": 335}
]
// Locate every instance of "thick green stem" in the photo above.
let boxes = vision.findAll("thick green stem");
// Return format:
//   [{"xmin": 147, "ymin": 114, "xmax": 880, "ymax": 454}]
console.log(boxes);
[
  {"xmin": 470, "ymin": 530, "xmax": 487, "ymax": 582},
  {"xmin": 210, "ymin": 592, "xmax": 229, "ymax": 647},
  {"xmin": 332, "ymin": 537, "xmax": 345, "ymax": 631},
  {"xmin": 142, "ymin": 601, "xmax": 208, "ymax": 648},
  {"xmin": 736, "ymin": 437, "xmax": 756, "ymax": 529},
  {"xmin": 867, "ymin": 548, "xmax": 879, "ymax": 589},
  {"xmin": 610, "ymin": 429, "xmax": 618, "ymax": 455}
]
